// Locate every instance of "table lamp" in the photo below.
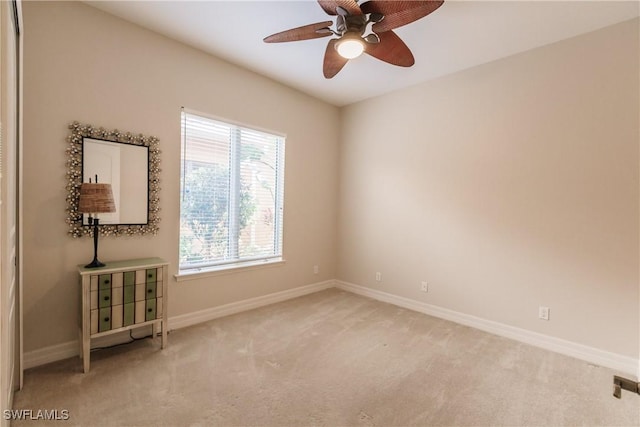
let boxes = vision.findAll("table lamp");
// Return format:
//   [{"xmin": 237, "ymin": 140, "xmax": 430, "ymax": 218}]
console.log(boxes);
[{"xmin": 78, "ymin": 178, "xmax": 116, "ymax": 268}]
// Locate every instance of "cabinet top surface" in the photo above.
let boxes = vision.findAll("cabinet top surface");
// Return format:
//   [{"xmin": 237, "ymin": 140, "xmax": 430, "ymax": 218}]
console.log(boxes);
[{"xmin": 77, "ymin": 257, "xmax": 167, "ymax": 275}]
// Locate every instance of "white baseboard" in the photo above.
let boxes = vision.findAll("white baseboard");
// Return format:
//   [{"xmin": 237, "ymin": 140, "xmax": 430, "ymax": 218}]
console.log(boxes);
[
  {"xmin": 336, "ymin": 280, "xmax": 639, "ymax": 378},
  {"xmin": 25, "ymin": 278, "xmax": 638, "ymax": 378},
  {"xmin": 24, "ymin": 341, "xmax": 77, "ymax": 370},
  {"xmin": 168, "ymin": 280, "xmax": 335, "ymax": 330},
  {"xmin": 23, "ymin": 329, "xmax": 149, "ymax": 370},
  {"xmin": 24, "ymin": 280, "xmax": 335, "ymax": 369}
]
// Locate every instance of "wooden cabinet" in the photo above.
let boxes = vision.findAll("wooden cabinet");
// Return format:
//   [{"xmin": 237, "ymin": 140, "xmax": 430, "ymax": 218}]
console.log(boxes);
[{"xmin": 78, "ymin": 257, "xmax": 168, "ymax": 373}]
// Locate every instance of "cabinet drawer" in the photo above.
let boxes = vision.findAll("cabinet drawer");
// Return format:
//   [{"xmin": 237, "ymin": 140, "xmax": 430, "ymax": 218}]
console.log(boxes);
[
  {"xmin": 123, "ymin": 303, "xmax": 135, "ymax": 327},
  {"xmin": 111, "ymin": 304, "xmax": 123, "ymax": 329},
  {"xmin": 145, "ymin": 299, "xmax": 156, "ymax": 322},
  {"xmin": 146, "ymin": 268, "xmax": 157, "ymax": 283},
  {"xmin": 111, "ymin": 272, "xmax": 123, "ymax": 288},
  {"xmin": 90, "ymin": 291, "xmax": 98, "ymax": 310},
  {"xmin": 98, "ymin": 307, "xmax": 111, "ymax": 332},
  {"xmin": 135, "ymin": 301, "xmax": 146, "ymax": 324},
  {"xmin": 123, "ymin": 271, "xmax": 135, "ymax": 286},
  {"xmin": 123, "ymin": 285, "xmax": 135, "ymax": 304},
  {"xmin": 135, "ymin": 270, "xmax": 146, "ymax": 285},
  {"xmin": 90, "ymin": 309, "xmax": 98, "ymax": 334},
  {"xmin": 112, "ymin": 286, "xmax": 123, "ymax": 306},
  {"xmin": 90, "ymin": 275, "xmax": 98, "ymax": 292},
  {"xmin": 135, "ymin": 283, "xmax": 146, "ymax": 301},
  {"xmin": 98, "ymin": 274, "xmax": 112, "ymax": 290},
  {"xmin": 98, "ymin": 288, "xmax": 112, "ymax": 308},
  {"xmin": 145, "ymin": 282, "xmax": 156, "ymax": 300}
]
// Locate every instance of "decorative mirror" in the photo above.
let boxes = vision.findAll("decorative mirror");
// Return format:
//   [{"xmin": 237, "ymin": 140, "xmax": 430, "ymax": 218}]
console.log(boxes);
[{"xmin": 66, "ymin": 121, "xmax": 161, "ymax": 237}]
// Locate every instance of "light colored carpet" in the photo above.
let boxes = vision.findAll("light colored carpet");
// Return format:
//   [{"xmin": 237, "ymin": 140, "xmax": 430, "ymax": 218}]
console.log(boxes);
[{"xmin": 12, "ymin": 288, "xmax": 640, "ymax": 426}]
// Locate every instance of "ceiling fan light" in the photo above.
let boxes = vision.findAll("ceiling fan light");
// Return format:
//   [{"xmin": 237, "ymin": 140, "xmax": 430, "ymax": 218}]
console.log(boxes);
[{"xmin": 336, "ymin": 37, "xmax": 364, "ymax": 59}]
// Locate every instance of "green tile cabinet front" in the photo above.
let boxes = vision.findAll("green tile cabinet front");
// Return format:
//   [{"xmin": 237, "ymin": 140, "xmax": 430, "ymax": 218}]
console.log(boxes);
[{"xmin": 78, "ymin": 257, "xmax": 169, "ymax": 373}]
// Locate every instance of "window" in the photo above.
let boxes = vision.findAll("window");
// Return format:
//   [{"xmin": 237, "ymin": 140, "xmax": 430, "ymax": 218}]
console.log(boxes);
[{"xmin": 179, "ymin": 111, "xmax": 285, "ymax": 274}]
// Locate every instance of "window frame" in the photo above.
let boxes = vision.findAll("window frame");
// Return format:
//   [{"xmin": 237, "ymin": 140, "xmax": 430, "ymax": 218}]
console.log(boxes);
[{"xmin": 177, "ymin": 109, "xmax": 286, "ymax": 278}]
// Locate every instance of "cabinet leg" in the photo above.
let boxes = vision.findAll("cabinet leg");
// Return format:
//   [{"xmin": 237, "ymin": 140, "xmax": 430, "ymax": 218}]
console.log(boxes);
[
  {"xmin": 78, "ymin": 328, "xmax": 83, "ymax": 360},
  {"xmin": 161, "ymin": 320, "xmax": 167, "ymax": 349},
  {"xmin": 83, "ymin": 334, "xmax": 90, "ymax": 373},
  {"xmin": 83, "ymin": 347, "xmax": 90, "ymax": 373}
]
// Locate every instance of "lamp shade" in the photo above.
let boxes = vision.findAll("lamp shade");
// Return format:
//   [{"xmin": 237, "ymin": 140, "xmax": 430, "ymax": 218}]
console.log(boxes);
[{"xmin": 78, "ymin": 183, "xmax": 116, "ymax": 214}]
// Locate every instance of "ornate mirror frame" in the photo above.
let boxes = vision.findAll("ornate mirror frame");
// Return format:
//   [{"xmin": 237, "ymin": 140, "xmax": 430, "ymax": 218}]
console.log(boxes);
[{"xmin": 66, "ymin": 121, "xmax": 161, "ymax": 237}]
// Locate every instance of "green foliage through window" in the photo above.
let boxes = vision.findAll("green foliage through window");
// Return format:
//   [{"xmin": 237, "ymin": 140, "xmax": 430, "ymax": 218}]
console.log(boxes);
[{"xmin": 179, "ymin": 112, "xmax": 284, "ymax": 271}]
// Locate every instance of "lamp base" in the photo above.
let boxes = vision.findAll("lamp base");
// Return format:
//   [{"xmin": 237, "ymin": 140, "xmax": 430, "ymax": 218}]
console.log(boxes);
[
  {"xmin": 85, "ymin": 217, "xmax": 105, "ymax": 268},
  {"xmin": 84, "ymin": 258, "xmax": 105, "ymax": 269}
]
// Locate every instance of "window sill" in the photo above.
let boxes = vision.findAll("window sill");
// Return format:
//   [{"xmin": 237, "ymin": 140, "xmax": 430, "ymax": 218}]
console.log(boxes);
[{"xmin": 175, "ymin": 258, "xmax": 286, "ymax": 282}]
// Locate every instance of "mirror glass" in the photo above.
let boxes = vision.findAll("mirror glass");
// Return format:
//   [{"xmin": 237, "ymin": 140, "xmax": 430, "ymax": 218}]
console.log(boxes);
[{"xmin": 82, "ymin": 137, "xmax": 149, "ymax": 225}]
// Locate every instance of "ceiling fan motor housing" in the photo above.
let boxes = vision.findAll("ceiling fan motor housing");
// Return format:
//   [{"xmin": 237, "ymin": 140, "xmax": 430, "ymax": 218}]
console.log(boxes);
[{"xmin": 336, "ymin": 13, "xmax": 368, "ymax": 36}]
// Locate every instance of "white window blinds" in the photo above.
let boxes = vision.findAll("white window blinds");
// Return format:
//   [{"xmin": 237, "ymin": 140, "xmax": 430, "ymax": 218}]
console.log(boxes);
[{"xmin": 180, "ymin": 111, "xmax": 285, "ymax": 272}]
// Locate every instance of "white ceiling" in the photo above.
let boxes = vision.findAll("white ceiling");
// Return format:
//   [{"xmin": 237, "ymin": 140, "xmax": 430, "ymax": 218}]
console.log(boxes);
[{"xmin": 86, "ymin": 1, "xmax": 639, "ymax": 107}]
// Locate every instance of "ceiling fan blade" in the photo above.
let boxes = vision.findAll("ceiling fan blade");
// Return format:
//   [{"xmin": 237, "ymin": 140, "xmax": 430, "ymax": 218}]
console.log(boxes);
[
  {"xmin": 323, "ymin": 39, "xmax": 349, "ymax": 78},
  {"xmin": 361, "ymin": 1, "xmax": 444, "ymax": 32},
  {"xmin": 264, "ymin": 21, "xmax": 334, "ymax": 43},
  {"xmin": 317, "ymin": 0, "xmax": 362, "ymax": 16},
  {"xmin": 365, "ymin": 30, "xmax": 414, "ymax": 67}
]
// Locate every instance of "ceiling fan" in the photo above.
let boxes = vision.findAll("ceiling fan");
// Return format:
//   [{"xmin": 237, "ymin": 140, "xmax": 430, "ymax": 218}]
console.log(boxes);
[{"xmin": 263, "ymin": 0, "xmax": 444, "ymax": 79}]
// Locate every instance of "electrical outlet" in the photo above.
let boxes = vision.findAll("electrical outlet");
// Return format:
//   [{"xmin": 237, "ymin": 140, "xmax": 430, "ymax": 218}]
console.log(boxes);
[
  {"xmin": 375, "ymin": 272, "xmax": 382, "ymax": 282},
  {"xmin": 313, "ymin": 265, "xmax": 319, "ymax": 274},
  {"xmin": 421, "ymin": 281, "xmax": 428, "ymax": 292},
  {"xmin": 538, "ymin": 306, "xmax": 550, "ymax": 321}
]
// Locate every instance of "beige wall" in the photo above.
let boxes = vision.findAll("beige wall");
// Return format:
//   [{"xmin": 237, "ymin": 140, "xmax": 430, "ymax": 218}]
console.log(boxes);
[
  {"xmin": 338, "ymin": 19, "xmax": 639, "ymax": 358},
  {"xmin": 21, "ymin": 1, "xmax": 639, "ymax": 363},
  {"xmin": 22, "ymin": 2, "xmax": 339, "ymax": 353}
]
